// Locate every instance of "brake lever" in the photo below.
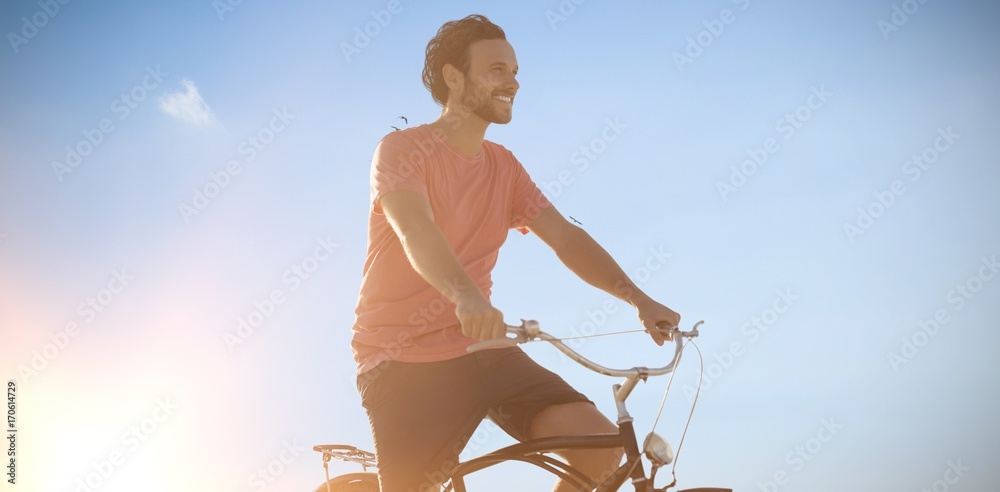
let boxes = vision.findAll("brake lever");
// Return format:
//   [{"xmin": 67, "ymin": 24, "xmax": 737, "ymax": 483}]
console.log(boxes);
[
  {"xmin": 651, "ymin": 320, "xmax": 704, "ymax": 340},
  {"xmin": 677, "ymin": 320, "xmax": 704, "ymax": 338}
]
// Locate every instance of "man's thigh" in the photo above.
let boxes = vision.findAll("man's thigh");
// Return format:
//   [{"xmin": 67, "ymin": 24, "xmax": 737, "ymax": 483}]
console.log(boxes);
[
  {"xmin": 529, "ymin": 401, "xmax": 625, "ymax": 484},
  {"xmin": 479, "ymin": 348, "xmax": 624, "ymax": 482},
  {"xmin": 478, "ymin": 347, "xmax": 596, "ymax": 442},
  {"xmin": 358, "ymin": 357, "xmax": 487, "ymax": 492},
  {"xmin": 528, "ymin": 401, "xmax": 619, "ymax": 440}
]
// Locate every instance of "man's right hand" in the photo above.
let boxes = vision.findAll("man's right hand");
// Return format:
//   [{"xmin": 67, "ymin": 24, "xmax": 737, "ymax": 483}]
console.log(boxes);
[{"xmin": 455, "ymin": 293, "xmax": 506, "ymax": 342}]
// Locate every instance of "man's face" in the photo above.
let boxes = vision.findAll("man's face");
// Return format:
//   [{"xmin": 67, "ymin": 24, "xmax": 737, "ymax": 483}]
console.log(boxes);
[{"xmin": 455, "ymin": 39, "xmax": 519, "ymax": 124}]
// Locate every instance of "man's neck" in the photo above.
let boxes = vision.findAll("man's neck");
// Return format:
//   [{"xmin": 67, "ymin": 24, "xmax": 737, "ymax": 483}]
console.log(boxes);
[{"xmin": 430, "ymin": 106, "xmax": 489, "ymax": 158}]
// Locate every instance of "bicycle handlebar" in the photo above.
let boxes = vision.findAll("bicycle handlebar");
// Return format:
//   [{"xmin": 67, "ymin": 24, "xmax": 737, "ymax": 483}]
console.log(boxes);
[{"xmin": 466, "ymin": 319, "xmax": 704, "ymax": 379}]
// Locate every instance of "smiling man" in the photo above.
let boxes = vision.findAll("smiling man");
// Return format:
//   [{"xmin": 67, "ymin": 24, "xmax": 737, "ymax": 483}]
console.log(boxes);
[{"xmin": 351, "ymin": 14, "xmax": 681, "ymax": 491}]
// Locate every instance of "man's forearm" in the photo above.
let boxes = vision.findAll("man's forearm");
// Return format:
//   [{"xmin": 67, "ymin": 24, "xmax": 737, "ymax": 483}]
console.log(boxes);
[
  {"xmin": 398, "ymin": 226, "xmax": 482, "ymax": 304},
  {"xmin": 553, "ymin": 227, "xmax": 653, "ymax": 307}
]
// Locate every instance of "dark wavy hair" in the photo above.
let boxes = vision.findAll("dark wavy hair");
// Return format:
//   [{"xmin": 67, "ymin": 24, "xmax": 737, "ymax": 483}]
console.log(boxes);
[{"xmin": 422, "ymin": 14, "xmax": 507, "ymax": 107}]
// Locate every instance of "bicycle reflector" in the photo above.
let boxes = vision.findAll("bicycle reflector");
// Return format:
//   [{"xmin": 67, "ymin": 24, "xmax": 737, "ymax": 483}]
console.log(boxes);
[{"xmin": 643, "ymin": 432, "xmax": 674, "ymax": 467}]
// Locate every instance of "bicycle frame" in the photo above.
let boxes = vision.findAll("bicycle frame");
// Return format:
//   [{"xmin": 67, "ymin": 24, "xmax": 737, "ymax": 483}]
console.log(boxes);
[
  {"xmin": 442, "ymin": 320, "xmax": 702, "ymax": 492},
  {"xmin": 446, "ymin": 430, "xmax": 643, "ymax": 491}
]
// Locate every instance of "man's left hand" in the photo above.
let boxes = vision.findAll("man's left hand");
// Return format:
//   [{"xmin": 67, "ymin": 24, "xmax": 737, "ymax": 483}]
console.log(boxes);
[{"xmin": 634, "ymin": 298, "xmax": 681, "ymax": 346}]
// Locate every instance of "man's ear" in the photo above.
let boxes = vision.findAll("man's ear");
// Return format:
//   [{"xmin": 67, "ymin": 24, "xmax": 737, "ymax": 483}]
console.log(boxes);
[{"xmin": 442, "ymin": 63, "xmax": 464, "ymax": 93}]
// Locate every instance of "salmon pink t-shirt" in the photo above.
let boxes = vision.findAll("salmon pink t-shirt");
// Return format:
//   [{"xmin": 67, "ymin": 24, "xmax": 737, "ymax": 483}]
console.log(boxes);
[{"xmin": 351, "ymin": 124, "xmax": 552, "ymax": 375}]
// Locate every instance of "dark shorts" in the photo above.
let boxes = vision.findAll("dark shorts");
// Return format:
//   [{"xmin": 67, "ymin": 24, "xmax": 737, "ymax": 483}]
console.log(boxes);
[{"xmin": 356, "ymin": 346, "xmax": 593, "ymax": 492}]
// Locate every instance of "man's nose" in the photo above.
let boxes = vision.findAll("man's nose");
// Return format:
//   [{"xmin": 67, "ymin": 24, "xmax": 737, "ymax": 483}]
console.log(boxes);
[{"xmin": 505, "ymin": 74, "xmax": 519, "ymax": 93}]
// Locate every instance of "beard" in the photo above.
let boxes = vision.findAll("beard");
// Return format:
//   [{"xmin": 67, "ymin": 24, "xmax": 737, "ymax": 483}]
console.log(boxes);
[{"xmin": 460, "ymin": 77, "xmax": 513, "ymax": 124}]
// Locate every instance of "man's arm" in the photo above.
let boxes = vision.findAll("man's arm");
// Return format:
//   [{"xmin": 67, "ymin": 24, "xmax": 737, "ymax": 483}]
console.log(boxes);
[
  {"xmin": 526, "ymin": 206, "xmax": 680, "ymax": 345},
  {"xmin": 379, "ymin": 189, "xmax": 506, "ymax": 341}
]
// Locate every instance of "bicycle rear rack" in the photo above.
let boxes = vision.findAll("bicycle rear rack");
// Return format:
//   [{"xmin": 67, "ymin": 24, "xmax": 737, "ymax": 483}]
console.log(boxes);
[{"xmin": 313, "ymin": 444, "xmax": 377, "ymax": 472}]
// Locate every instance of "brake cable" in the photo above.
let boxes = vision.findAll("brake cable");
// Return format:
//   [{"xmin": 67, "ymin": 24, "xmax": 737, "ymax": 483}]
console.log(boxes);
[{"xmin": 661, "ymin": 339, "xmax": 704, "ymax": 491}]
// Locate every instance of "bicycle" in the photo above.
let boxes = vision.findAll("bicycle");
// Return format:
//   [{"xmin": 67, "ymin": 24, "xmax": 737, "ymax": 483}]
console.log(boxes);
[{"xmin": 312, "ymin": 320, "xmax": 731, "ymax": 492}]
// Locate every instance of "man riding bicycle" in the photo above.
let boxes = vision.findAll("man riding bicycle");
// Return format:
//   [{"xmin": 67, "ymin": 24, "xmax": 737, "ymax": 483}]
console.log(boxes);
[{"xmin": 351, "ymin": 14, "xmax": 682, "ymax": 492}]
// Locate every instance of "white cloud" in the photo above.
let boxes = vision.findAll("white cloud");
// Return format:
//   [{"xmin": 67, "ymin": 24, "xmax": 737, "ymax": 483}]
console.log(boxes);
[{"xmin": 159, "ymin": 79, "xmax": 216, "ymax": 127}]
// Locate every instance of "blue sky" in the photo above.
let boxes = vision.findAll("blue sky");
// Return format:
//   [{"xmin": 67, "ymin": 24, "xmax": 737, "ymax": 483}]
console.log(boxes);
[{"xmin": 2, "ymin": 1, "xmax": 998, "ymax": 491}]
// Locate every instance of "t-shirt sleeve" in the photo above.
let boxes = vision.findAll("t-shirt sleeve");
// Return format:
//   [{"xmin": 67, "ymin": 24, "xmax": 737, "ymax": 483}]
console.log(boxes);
[
  {"xmin": 370, "ymin": 133, "xmax": 428, "ymax": 215},
  {"xmin": 509, "ymin": 154, "xmax": 553, "ymax": 235}
]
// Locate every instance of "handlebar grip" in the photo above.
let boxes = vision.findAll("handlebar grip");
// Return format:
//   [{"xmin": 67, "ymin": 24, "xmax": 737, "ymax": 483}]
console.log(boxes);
[{"xmin": 466, "ymin": 338, "xmax": 520, "ymax": 353}]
